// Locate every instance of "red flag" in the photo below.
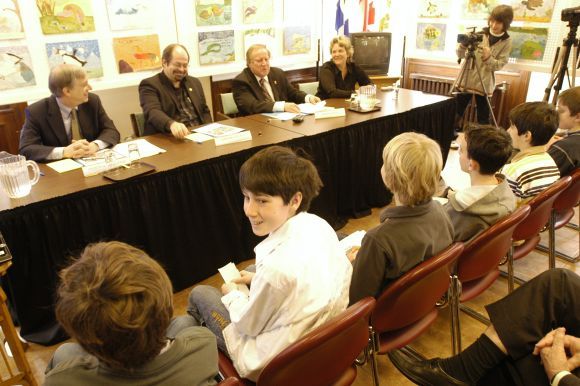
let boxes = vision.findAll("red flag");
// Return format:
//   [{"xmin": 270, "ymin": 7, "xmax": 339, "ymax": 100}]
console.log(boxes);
[{"xmin": 368, "ymin": 0, "xmax": 375, "ymax": 26}]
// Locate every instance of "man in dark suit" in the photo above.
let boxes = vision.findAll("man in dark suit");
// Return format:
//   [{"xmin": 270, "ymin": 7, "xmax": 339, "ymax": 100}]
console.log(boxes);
[
  {"xmin": 232, "ymin": 44, "xmax": 320, "ymax": 116},
  {"xmin": 19, "ymin": 64, "xmax": 120, "ymax": 162},
  {"xmin": 139, "ymin": 44, "xmax": 212, "ymax": 139}
]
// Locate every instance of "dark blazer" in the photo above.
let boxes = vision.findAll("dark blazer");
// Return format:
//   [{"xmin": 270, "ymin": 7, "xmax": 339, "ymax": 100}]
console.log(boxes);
[
  {"xmin": 19, "ymin": 94, "xmax": 120, "ymax": 162},
  {"xmin": 232, "ymin": 67, "xmax": 307, "ymax": 116},
  {"xmin": 139, "ymin": 72, "xmax": 212, "ymax": 135},
  {"xmin": 317, "ymin": 60, "xmax": 371, "ymax": 100}
]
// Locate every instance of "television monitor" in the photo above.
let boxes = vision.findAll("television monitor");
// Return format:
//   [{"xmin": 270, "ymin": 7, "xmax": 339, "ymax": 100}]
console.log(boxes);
[{"xmin": 350, "ymin": 32, "xmax": 392, "ymax": 76}]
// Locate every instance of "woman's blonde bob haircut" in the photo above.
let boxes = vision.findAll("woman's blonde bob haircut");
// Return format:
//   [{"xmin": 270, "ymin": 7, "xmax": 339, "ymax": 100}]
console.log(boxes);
[
  {"xmin": 381, "ymin": 132, "xmax": 442, "ymax": 206},
  {"xmin": 329, "ymin": 35, "xmax": 354, "ymax": 61}
]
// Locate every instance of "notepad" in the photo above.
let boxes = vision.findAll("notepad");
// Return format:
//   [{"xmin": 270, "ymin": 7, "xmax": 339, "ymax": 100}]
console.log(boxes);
[
  {"xmin": 218, "ymin": 262, "xmax": 250, "ymax": 296},
  {"xmin": 47, "ymin": 159, "xmax": 82, "ymax": 173}
]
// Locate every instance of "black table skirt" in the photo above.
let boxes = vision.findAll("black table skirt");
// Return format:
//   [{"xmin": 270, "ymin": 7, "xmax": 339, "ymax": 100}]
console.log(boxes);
[{"xmin": 0, "ymin": 98, "xmax": 454, "ymax": 345}]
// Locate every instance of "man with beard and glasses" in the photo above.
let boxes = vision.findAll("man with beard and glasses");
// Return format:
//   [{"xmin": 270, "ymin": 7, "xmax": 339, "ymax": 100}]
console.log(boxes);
[{"xmin": 139, "ymin": 44, "xmax": 212, "ymax": 139}]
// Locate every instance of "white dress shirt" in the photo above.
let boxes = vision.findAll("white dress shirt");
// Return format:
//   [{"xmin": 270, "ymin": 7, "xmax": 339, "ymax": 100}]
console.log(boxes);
[{"xmin": 221, "ymin": 212, "xmax": 352, "ymax": 381}]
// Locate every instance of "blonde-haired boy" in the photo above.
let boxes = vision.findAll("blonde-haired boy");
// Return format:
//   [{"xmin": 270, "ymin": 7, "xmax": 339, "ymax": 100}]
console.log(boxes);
[{"xmin": 349, "ymin": 132, "xmax": 453, "ymax": 305}]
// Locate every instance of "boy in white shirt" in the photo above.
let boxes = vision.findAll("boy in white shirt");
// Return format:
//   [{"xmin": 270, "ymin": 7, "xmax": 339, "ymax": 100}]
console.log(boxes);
[{"xmin": 187, "ymin": 146, "xmax": 352, "ymax": 381}]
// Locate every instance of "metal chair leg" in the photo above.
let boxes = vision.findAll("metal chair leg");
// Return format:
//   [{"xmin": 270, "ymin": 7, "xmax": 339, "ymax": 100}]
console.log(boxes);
[
  {"xmin": 507, "ymin": 243, "xmax": 515, "ymax": 293},
  {"xmin": 549, "ymin": 210, "xmax": 557, "ymax": 270},
  {"xmin": 449, "ymin": 274, "xmax": 462, "ymax": 355},
  {"xmin": 369, "ymin": 327, "xmax": 381, "ymax": 386}
]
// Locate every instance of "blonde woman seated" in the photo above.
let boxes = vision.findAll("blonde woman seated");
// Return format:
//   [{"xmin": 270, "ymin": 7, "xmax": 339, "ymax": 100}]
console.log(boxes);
[
  {"xmin": 348, "ymin": 132, "xmax": 454, "ymax": 305},
  {"xmin": 316, "ymin": 35, "xmax": 372, "ymax": 100}
]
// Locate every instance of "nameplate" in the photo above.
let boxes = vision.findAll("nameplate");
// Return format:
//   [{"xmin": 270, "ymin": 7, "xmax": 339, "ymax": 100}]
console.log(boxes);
[
  {"xmin": 314, "ymin": 108, "xmax": 346, "ymax": 119},
  {"xmin": 214, "ymin": 131, "xmax": 253, "ymax": 146}
]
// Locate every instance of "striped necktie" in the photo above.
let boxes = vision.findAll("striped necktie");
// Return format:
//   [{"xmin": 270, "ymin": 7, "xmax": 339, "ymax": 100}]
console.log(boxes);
[
  {"xmin": 259, "ymin": 78, "xmax": 274, "ymax": 102},
  {"xmin": 70, "ymin": 109, "xmax": 82, "ymax": 141}
]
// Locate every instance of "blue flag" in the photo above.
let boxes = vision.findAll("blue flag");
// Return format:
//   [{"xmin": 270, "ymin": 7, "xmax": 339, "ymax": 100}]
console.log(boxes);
[{"xmin": 335, "ymin": 0, "xmax": 344, "ymax": 32}]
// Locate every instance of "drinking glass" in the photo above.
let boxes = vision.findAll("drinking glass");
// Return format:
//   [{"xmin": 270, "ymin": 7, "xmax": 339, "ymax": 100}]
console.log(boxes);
[
  {"xmin": 128, "ymin": 143, "xmax": 140, "ymax": 167},
  {"xmin": 0, "ymin": 155, "xmax": 40, "ymax": 199}
]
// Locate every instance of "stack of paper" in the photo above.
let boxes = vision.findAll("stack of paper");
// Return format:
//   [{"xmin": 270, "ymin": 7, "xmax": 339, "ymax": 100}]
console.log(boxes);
[
  {"xmin": 113, "ymin": 139, "xmax": 166, "ymax": 159},
  {"xmin": 218, "ymin": 262, "xmax": 250, "ymax": 295},
  {"xmin": 189, "ymin": 123, "xmax": 252, "ymax": 146}
]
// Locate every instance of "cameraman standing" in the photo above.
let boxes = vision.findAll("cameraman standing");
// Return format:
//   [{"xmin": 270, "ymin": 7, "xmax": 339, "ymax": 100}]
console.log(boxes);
[{"xmin": 455, "ymin": 5, "xmax": 514, "ymax": 130}]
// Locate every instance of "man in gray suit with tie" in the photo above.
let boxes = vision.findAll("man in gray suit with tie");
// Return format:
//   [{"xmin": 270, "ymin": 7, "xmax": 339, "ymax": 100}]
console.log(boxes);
[
  {"xmin": 19, "ymin": 64, "xmax": 120, "ymax": 162},
  {"xmin": 232, "ymin": 44, "xmax": 320, "ymax": 116},
  {"xmin": 139, "ymin": 44, "xmax": 212, "ymax": 139}
]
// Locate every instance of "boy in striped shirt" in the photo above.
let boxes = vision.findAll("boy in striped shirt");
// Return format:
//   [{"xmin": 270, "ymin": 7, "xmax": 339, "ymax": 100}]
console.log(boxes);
[{"xmin": 501, "ymin": 102, "xmax": 560, "ymax": 204}]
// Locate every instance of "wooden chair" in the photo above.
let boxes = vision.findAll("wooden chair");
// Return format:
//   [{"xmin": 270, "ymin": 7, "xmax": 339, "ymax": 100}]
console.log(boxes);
[
  {"xmin": 369, "ymin": 243, "xmax": 464, "ymax": 386},
  {"xmin": 216, "ymin": 93, "xmax": 239, "ymax": 121},
  {"xmin": 536, "ymin": 168, "xmax": 580, "ymax": 264},
  {"xmin": 298, "ymin": 81, "xmax": 319, "ymax": 96},
  {"xmin": 506, "ymin": 176, "xmax": 572, "ymax": 292},
  {"xmin": 0, "ymin": 261, "xmax": 37, "ymax": 385},
  {"xmin": 217, "ymin": 297, "xmax": 375, "ymax": 386},
  {"xmin": 129, "ymin": 112, "xmax": 145, "ymax": 137},
  {"xmin": 449, "ymin": 205, "xmax": 530, "ymax": 354}
]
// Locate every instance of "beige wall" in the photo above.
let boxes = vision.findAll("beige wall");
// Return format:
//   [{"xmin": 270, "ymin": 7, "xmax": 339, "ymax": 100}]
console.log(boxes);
[{"xmin": 92, "ymin": 76, "xmax": 214, "ymax": 140}]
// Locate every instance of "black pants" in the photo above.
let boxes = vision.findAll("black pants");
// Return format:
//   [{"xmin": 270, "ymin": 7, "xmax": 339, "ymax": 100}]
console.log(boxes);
[
  {"xmin": 479, "ymin": 269, "xmax": 580, "ymax": 386},
  {"xmin": 455, "ymin": 93, "xmax": 491, "ymax": 128}
]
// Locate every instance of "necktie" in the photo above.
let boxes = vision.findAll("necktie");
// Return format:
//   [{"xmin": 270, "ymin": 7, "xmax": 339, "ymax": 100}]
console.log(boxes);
[
  {"xmin": 259, "ymin": 78, "xmax": 274, "ymax": 103},
  {"xmin": 70, "ymin": 109, "xmax": 82, "ymax": 141}
]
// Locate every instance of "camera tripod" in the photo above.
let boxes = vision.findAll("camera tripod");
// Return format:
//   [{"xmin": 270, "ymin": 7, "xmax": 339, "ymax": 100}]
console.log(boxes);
[
  {"xmin": 543, "ymin": 15, "xmax": 579, "ymax": 104},
  {"xmin": 451, "ymin": 44, "xmax": 499, "ymax": 129}
]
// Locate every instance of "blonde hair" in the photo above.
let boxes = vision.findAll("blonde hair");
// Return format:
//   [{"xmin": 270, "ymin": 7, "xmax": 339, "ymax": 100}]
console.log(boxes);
[
  {"xmin": 329, "ymin": 35, "xmax": 354, "ymax": 61},
  {"xmin": 381, "ymin": 132, "xmax": 442, "ymax": 206}
]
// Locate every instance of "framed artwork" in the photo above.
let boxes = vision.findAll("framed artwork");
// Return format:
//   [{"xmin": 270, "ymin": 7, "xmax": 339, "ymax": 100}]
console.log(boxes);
[
  {"xmin": 244, "ymin": 28, "xmax": 275, "ymax": 53},
  {"xmin": 198, "ymin": 30, "xmax": 235, "ymax": 65},
  {"xmin": 46, "ymin": 39, "xmax": 102, "ymax": 78},
  {"xmin": 106, "ymin": 0, "xmax": 155, "ymax": 31},
  {"xmin": 195, "ymin": 0, "xmax": 232, "ymax": 26},
  {"xmin": 0, "ymin": 45, "xmax": 35, "ymax": 90},
  {"xmin": 0, "ymin": 0, "xmax": 24, "ymax": 40},
  {"xmin": 37, "ymin": 0, "xmax": 95, "ymax": 35},
  {"xmin": 242, "ymin": 0, "xmax": 273, "ymax": 24},
  {"xmin": 283, "ymin": 26, "xmax": 311, "ymax": 55},
  {"xmin": 509, "ymin": 26, "xmax": 548, "ymax": 61},
  {"xmin": 512, "ymin": 0, "xmax": 556, "ymax": 23},
  {"xmin": 416, "ymin": 22, "xmax": 446, "ymax": 51},
  {"xmin": 461, "ymin": 0, "xmax": 497, "ymax": 19},
  {"xmin": 418, "ymin": 0, "xmax": 451, "ymax": 18},
  {"xmin": 112, "ymin": 34, "xmax": 161, "ymax": 73}
]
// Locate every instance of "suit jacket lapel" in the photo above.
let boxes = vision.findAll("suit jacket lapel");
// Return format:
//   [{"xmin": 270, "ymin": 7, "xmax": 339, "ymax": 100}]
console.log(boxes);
[
  {"xmin": 47, "ymin": 96, "xmax": 70, "ymax": 146},
  {"xmin": 269, "ymin": 75, "xmax": 280, "ymax": 101},
  {"xmin": 160, "ymin": 72, "xmax": 179, "ymax": 106},
  {"xmin": 184, "ymin": 79, "xmax": 205, "ymax": 124}
]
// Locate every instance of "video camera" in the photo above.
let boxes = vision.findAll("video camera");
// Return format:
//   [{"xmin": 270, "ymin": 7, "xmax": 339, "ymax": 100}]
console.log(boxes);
[
  {"xmin": 561, "ymin": 5, "xmax": 580, "ymax": 24},
  {"xmin": 457, "ymin": 28, "xmax": 484, "ymax": 49}
]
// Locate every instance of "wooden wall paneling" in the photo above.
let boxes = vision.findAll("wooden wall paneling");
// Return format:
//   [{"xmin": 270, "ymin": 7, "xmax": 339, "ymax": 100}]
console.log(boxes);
[
  {"xmin": 210, "ymin": 67, "xmax": 318, "ymax": 119},
  {"xmin": 0, "ymin": 103, "xmax": 27, "ymax": 155},
  {"xmin": 404, "ymin": 58, "xmax": 530, "ymax": 129}
]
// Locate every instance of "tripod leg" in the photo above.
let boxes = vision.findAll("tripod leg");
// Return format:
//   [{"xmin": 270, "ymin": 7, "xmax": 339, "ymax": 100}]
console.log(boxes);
[
  {"xmin": 472, "ymin": 59, "xmax": 498, "ymax": 128},
  {"xmin": 543, "ymin": 47, "xmax": 564, "ymax": 102}
]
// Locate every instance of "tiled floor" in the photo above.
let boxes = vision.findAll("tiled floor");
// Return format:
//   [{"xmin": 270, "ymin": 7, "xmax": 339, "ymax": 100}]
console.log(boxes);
[{"xmin": 20, "ymin": 148, "xmax": 580, "ymax": 385}]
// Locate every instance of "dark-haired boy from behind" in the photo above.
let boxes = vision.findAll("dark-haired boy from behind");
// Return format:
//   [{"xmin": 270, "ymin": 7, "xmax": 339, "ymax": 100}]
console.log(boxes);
[
  {"xmin": 445, "ymin": 125, "xmax": 516, "ymax": 242},
  {"xmin": 500, "ymin": 101, "xmax": 560, "ymax": 204},
  {"xmin": 548, "ymin": 86, "xmax": 580, "ymax": 176}
]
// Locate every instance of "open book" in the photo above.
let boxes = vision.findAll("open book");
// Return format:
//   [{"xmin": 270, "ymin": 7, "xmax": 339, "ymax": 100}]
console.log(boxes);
[
  {"xmin": 339, "ymin": 230, "xmax": 366, "ymax": 255},
  {"xmin": 218, "ymin": 262, "xmax": 250, "ymax": 296}
]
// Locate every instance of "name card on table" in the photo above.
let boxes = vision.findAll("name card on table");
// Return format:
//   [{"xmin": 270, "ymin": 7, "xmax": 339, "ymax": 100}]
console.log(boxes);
[{"xmin": 315, "ymin": 108, "xmax": 346, "ymax": 119}]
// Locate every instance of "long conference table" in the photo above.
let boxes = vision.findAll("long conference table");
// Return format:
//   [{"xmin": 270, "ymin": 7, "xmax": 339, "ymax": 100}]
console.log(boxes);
[{"xmin": 0, "ymin": 89, "xmax": 455, "ymax": 344}]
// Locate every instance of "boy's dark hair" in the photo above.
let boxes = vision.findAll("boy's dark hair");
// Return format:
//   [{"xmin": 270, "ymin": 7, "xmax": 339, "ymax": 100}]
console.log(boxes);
[
  {"xmin": 509, "ymin": 102, "xmax": 558, "ymax": 146},
  {"xmin": 239, "ymin": 146, "xmax": 323, "ymax": 213},
  {"xmin": 464, "ymin": 124, "xmax": 513, "ymax": 175},
  {"xmin": 56, "ymin": 242, "xmax": 173, "ymax": 371},
  {"xmin": 489, "ymin": 5, "xmax": 514, "ymax": 31},
  {"xmin": 558, "ymin": 86, "xmax": 580, "ymax": 116}
]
